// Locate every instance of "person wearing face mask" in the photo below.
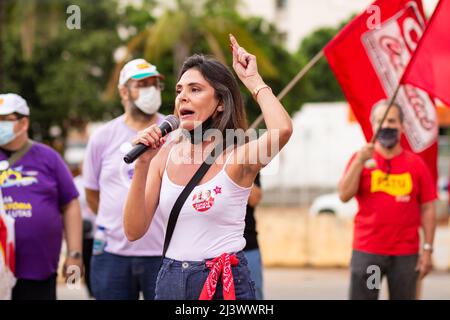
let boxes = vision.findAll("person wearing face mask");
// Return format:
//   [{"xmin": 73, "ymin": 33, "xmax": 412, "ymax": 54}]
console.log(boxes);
[
  {"xmin": 0, "ymin": 93, "xmax": 82, "ymax": 300},
  {"xmin": 83, "ymin": 59, "xmax": 166, "ymax": 300},
  {"xmin": 338, "ymin": 99, "xmax": 437, "ymax": 300}
]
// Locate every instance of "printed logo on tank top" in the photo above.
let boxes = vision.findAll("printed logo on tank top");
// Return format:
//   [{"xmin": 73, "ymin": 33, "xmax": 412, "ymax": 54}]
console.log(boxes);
[
  {"xmin": 192, "ymin": 186, "xmax": 222, "ymax": 213},
  {"xmin": 370, "ymin": 169, "xmax": 413, "ymax": 199}
]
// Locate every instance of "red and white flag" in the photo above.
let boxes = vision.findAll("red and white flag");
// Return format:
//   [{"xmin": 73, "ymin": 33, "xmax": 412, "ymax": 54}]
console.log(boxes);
[
  {"xmin": 402, "ymin": 0, "xmax": 450, "ymax": 106},
  {"xmin": 324, "ymin": 0, "xmax": 438, "ymax": 181}
]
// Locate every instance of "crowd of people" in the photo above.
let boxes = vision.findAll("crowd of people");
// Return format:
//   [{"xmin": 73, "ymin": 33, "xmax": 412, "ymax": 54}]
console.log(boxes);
[{"xmin": 0, "ymin": 35, "xmax": 439, "ymax": 300}]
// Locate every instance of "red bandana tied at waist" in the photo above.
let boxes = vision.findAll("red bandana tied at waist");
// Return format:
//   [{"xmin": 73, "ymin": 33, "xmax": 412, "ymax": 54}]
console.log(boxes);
[{"xmin": 199, "ymin": 253, "xmax": 239, "ymax": 300}]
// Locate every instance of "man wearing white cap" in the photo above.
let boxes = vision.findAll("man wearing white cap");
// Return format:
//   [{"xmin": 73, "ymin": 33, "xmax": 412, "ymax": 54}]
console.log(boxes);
[
  {"xmin": 83, "ymin": 59, "xmax": 166, "ymax": 300},
  {"xmin": 0, "ymin": 93, "xmax": 82, "ymax": 300}
]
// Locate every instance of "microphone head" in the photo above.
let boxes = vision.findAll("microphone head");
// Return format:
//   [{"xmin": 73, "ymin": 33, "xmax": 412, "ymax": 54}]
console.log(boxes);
[{"xmin": 164, "ymin": 115, "xmax": 180, "ymax": 131}]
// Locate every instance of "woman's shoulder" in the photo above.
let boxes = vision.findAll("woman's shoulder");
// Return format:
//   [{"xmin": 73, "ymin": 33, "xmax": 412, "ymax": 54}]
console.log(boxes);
[{"xmin": 152, "ymin": 139, "xmax": 179, "ymax": 176}]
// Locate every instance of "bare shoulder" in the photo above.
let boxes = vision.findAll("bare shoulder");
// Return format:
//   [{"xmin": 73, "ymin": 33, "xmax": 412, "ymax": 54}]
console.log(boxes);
[
  {"xmin": 224, "ymin": 144, "xmax": 258, "ymax": 188},
  {"xmin": 151, "ymin": 140, "xmax": 178, "ymax": 178}
]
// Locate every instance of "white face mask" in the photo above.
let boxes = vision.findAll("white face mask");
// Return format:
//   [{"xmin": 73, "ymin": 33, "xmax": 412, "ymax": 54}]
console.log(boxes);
[{"xmin": 133, "ymin": 86, "xmax": 162, "ymax": 115}]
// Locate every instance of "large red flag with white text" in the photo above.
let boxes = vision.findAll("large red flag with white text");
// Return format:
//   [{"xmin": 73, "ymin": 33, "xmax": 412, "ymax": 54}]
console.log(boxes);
[
  {"xmin": 324, "ymin": 0, "xmax": 438, "ymax": 181},
  {"xmin": 402, "ymin": 0, "xmax": 450, "ymax": 106}
]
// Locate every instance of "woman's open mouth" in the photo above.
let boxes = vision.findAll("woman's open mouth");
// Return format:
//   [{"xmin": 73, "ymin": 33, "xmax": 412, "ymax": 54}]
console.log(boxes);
[{"xmin": 179, "ymin": 108, "xmax": 195, "ymax": 119}]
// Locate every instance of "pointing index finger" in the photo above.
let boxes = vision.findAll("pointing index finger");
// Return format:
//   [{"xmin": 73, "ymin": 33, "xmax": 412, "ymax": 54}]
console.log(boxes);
[{"xmin": 229, "ymin": 34, "xmax": 240, "ymax": 50}]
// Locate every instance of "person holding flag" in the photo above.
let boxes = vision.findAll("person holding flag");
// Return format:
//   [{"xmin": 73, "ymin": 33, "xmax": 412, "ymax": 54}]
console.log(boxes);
[
  {"xmin": 338, "ymin": 99, "xmax": 437, "ymax": 300},
  {"xmin": 324, "ymin": 0, "xmax": 439, "ymax": 182},
  {"xmin": 321, "ymin": 0, "xmax": 442, "ymax": 300}
]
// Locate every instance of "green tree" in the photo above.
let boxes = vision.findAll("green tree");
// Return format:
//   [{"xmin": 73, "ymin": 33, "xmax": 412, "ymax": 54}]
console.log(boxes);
[
  {"xmin": 295, "ymin": 16, "xmax": 361, "ymax": 104},
  {"xmin": 106, "ymin": 0, "xmax": 306, "ymax": 124},
  {"xmin": 7, "ymin": 0, "xmax": 63, "ymax": 61},
  {"xmin": 3, "ymin": 0, "xmax": 319, "ymax": 148},
  {"xmin": 4, "ymin": 0, "xmax": 123, "ymax": 144},
  {"xmin": 295, "ymin": 27, "xmax": 344, "ymax": 103},
  {"xmin": 104, "ymin": 0, "xmax": 278, "ymax": 102}
]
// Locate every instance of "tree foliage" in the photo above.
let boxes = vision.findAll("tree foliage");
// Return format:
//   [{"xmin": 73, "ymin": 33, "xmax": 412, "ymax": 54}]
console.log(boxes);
[
  {"xmin": 2, "ymin": 0, "xmax": 350, "ymax": 146},
  {"xmin": 295, "ymin": 27, "xmax": 345, "ymax": 103}
]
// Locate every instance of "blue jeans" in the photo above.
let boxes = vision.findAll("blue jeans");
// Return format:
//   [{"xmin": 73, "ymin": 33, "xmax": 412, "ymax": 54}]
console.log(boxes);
[
  {"xmin": 155, "ymin": 251, "xmax": 256, "ymax": 300},
  {"xmin": 244, "ymin": 248, "xmax": 264, "ymax": 300},
  {"xmin": 90, "ymin": 251, "xmax": 161, "ymax": 300}
]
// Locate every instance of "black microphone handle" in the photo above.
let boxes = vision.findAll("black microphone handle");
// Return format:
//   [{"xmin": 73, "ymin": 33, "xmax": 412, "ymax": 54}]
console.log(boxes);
[
  {"xmin": 123, "ymin": 124, "xmax": 171, "ymax": 164},
  {"xmin": 123, "ymin": 143, "xmax": 148, "ymax": 164},
  {"xmin": 123, "ymin": 116, "xmax": 178, "ymax": 164}
]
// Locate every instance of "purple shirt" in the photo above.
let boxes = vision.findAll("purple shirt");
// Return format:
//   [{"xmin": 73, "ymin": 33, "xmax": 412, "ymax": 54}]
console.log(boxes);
[
  {"xmin": 83, "ymin": 114, "xmax": 166, "ymax": 257},
  {"xmin": 0, "ymin": 142, "xmax": 79, "ymax": 280}
]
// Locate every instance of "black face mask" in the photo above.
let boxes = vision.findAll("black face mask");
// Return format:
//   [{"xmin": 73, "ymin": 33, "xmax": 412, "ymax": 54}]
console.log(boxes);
[
  {"xmin": 185, "ymin": 116, "xmax": 214, "ymax": 144},
  {"xmin": 377, "ymin": 128, "xmax": 399, "ymax": 149}
]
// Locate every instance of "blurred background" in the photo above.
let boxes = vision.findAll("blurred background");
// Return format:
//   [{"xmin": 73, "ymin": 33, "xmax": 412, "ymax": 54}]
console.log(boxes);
[{"xmin": 1, "ymin": 0, "xmax": 448, "ymax": 299}]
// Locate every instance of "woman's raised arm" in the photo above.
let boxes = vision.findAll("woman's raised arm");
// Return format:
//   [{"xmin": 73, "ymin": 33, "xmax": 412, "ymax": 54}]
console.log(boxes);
[{"xmin": 230, "ymin": 34, "xmax": 293, "ymax": 181}]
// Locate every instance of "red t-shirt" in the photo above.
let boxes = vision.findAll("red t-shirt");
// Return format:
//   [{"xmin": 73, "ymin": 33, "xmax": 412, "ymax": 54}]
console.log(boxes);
[{"xmin": 343, "ymin": 150, "xmax": 437, "ymax": 255}]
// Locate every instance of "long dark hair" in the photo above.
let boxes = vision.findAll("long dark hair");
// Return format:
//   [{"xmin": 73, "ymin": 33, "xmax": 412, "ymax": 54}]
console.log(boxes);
[{"xmin": 177, "ymin": 54, "xmax": 248, "ymax": 135}]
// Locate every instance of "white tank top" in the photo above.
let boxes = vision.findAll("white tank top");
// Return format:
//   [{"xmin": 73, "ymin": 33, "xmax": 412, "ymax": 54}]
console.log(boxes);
[{"xmin": 158, "ymin": 144, "xmax": 252, "ymax": 261}]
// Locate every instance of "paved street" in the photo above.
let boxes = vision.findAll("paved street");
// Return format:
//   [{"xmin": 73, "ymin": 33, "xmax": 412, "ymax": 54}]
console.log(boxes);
[
  {"xmin": 263, "ymin": 268, "xmax": 450, "ymax": 300},
  {"xmin": 57, "ymin": 268, "xmax": 450, "ymax": 300},
  {"xmin": 57, "ymin": 223, "xmax": 450, "ymax": 300}
]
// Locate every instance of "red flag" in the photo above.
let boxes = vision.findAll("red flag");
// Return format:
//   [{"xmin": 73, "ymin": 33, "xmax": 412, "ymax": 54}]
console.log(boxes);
[
  {"xmin": 0, "ymin": 214, "xmax": 15, "ymax": 274},
  {"xmin": 324, "ymin": 0, "xmax": 438, "ymax": 182},
  {"xmin": 402, "ymin": 0, "xmax": 450, "ymax": 106}
]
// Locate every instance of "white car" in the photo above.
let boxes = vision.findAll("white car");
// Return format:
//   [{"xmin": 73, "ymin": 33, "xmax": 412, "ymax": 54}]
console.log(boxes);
[
  {"xmin": 309, "ymin": 193, "xmax": 357, "ymax": 219},
  {"xmin": 310, "ymin": 178, "xmax": 449, "ymax": 220}
]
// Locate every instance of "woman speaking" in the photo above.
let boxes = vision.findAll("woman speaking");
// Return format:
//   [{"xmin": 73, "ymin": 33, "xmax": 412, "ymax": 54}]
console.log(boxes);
[{"xmin": 124, "ymin": 35, "xmax": 292, "ymax": 300}]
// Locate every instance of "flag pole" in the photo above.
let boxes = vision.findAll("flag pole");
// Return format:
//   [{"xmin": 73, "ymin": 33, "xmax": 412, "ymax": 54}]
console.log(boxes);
[
  {"xmin": 249, "ymin": 50, "xmax": 325, "ymax": 129},
  {"xmin": 370, "ymin": 84, "xmax": 402, "ymax": 143}
]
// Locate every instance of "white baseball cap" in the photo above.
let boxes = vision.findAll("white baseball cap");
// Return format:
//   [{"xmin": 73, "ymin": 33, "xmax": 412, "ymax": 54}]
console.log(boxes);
[
  {"xmin": 118, "ymin": 58, "xmax": 163, "ymax": 87},
  {"xmin": 0, "ymin": 93, "xmax": 30, "ymax": 116}
]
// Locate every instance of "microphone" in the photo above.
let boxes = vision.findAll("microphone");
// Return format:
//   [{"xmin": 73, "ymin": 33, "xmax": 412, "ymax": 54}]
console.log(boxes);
[{"xmin": 123, "ymin": 115, "xmax": 180, "ymax": 164}]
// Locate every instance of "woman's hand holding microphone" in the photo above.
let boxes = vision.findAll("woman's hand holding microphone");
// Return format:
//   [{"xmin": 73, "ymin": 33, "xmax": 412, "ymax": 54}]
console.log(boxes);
[{"xmin": 132, "ymin": 124, "xmax": 166, "ymax": 164}]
